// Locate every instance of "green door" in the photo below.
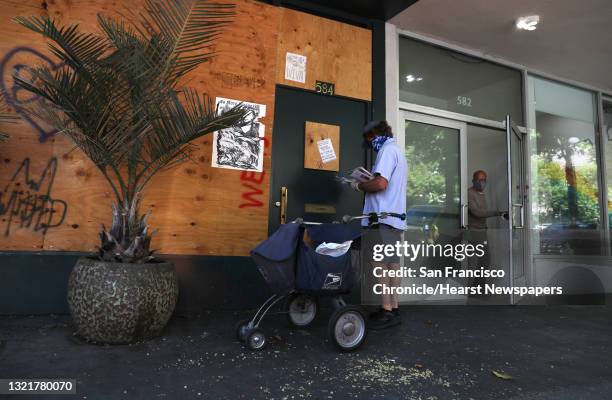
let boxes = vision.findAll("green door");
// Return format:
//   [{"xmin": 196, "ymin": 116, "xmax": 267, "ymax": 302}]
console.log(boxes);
[{"xmin": 268, "ymin": 86, "xmax": 368, "ymax": 234}]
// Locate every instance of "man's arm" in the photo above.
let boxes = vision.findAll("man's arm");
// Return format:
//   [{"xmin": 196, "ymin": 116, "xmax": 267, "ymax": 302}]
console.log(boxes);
[
  {"xmin": 358, "ymin": 145, "xmax": 395, "ymax": 193},
  {"xmin": 468, "ymin": 190, "xmax": 502, "ymax": 218},
  {"xmin": 357, "ymin": 174, "xmax": 388, "ymax": 193}
]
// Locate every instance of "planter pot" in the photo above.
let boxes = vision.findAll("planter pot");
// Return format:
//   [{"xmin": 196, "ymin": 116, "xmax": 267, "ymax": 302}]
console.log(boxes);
[{"xmin": 67, "ymin": 257, "xmax": 179, "ymax": 344}]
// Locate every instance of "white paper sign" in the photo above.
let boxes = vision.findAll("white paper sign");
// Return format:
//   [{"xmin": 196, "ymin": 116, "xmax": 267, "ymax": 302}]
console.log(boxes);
[
  {"xmin": 212, "ymin": 97, "xmax": 266, "ymax": 172},
  {"xmin": 317, "ymin": 138, "xmax": 336, "ymax": 164},
  {"xmin": 285, "ymin": 52, "xmax": 307, "ymax": 83}
]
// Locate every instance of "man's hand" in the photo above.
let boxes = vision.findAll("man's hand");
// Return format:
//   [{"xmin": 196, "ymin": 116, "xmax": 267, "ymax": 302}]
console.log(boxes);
[
  {"xmin": 336, "ymin": 176, "xmax": 362, "ymax": 191},
  {"xmin": 359, "ymin": 175, "xmax": 388, "ymax": 193}
]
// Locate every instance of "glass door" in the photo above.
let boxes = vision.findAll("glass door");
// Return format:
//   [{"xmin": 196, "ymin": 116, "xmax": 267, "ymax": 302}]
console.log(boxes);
[
  {"xmin": 398, "ymin": 111, "xmax": 468, "ymax": 303},
  {"xmin": 507, "ymin": 116, "xmax": 528, "ymax": 297},
  {"xmin": 391, "ymin": 111, "xmax": 523, "ymax": 305}
]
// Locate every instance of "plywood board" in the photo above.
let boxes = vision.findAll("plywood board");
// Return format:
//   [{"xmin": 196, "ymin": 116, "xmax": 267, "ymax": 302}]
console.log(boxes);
[
  {"xmin": 304, "ymin": 121, "xmax": 340, "ymax": 171},
  {"xmin": 0, "ymin": 0, "xmax": 280, "ymax": 256},
  {"xmin": 276, "ymin": 8, "xmax": 372, "ymax": 101}
]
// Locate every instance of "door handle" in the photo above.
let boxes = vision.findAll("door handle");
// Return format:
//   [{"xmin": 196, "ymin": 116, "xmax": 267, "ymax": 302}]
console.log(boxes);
[
  {"xmin": 279, "ymin": 186, "xmax": 288, "ymax": 224},
  {"xmin": 512, "ymin": 203, "xmax": 524, "ymax": 229},
  {"xmin": 460, "ymin": 204, "xmax": 469, "ymax": 229}
]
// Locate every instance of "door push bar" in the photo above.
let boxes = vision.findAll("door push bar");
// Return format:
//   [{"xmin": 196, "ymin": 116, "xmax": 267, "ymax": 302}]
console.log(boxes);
[
  {"xmin": 512, "ymin": 203, "xmax": 525, "ymax": 229},
  {"xmin": 460, "ymin": 204, "xmax": 469, "ymax": 229},
  {"xmin": 279, "ymin": 186, "xmax": 288, "ymax": 224}
]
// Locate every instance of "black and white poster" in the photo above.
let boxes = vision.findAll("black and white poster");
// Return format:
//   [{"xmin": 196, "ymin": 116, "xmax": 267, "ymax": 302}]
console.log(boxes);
[
  {"xmin": 285, "ymin": 52, "xmax": 307, "ymax": 84},
  {"xmin": 212, "ymin": 97, "xmax": 266, "ymax": 172}
]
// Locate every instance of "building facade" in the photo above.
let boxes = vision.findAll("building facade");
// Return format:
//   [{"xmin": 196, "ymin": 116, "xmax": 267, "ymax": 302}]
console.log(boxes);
[{"xmin": 1, "ymin": 0, "xmax": 609, "ymax": 313}]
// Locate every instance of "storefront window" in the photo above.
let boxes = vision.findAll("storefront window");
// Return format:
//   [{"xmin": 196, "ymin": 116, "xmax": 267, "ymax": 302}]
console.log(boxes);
[
  {"xmin": 603, "ymin": 99, "xmax": 612, "ymax": 250},
  {"xmin": 398, "ymin": 37, "xmax": 523, "ymax": 125},
  {"xmin": 527, "ymin": 76, "xmax": 603, "ymax": 255}
]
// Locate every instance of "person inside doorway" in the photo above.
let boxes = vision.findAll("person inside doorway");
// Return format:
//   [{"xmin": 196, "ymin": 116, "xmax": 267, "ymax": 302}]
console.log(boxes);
[
  {"xmin": 467, "ymin": 170, "xmax": 507, "ymax": 293},
  {"xmin": 351, "ymin": 120, "xmax": 407, "ymax": 330}
]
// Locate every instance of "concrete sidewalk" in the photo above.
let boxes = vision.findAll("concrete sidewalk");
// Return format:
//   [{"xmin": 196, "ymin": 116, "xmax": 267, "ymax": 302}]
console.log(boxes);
[{"xmin": 1, "ymin": 306, "xmax": 611, "ymax": 400}]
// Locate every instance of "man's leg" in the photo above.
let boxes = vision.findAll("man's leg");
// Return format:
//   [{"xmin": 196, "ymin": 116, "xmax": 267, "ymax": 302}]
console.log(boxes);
[
  {"xmin": 388, "ymin": 262, "xmax": 401, "ymax": 309},
  {"xmin": 370, "ymin": 261, "xmax": 401, "ymax": 329},
  {"xmin": 372, "ymin": 261, "xmax": 391, "ymax": 310},
  {"xmin": 369, "ymin": 225, "xmax": 403, "ymax": 329}
]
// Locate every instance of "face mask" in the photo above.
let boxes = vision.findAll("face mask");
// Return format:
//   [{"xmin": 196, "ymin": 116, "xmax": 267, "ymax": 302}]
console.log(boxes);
[
  {"xmin": 371, "ymin": 136, "xmax": 389, "ymax": 152},
  {"xmin": 473, "ymin": 180, "xmax": 487, "ymax": 191}
]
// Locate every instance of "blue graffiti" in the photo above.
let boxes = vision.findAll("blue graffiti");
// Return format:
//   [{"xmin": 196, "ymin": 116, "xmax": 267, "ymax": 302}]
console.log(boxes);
[{"xmin": 0, "ymin": 47, "xmax": 62, "ymax": 143}]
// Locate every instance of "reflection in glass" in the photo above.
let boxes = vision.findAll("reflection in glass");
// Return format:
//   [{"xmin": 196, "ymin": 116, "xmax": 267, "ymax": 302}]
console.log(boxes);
[
  {"xmin": 405, "ymin": 121, "xmax": 460, "ymax": 244},
  {"xmin": 528, "ymin": 77, "xmax": 602, "ymax": 255},
  {"xmin": 604, "ymin": 100, "xmax": 612, "ymax": 250},
  {"xmin": 399, "ymin": 37, "xmax": 523, "ymax": 124}
]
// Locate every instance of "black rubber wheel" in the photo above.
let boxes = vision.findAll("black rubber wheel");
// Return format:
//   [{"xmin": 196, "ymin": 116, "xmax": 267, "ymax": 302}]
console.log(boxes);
[
  {"xmin": 234, "ymin": 318, "xmax": 252, "ymax": 342},
  {"xmin": 286, "ymin": 294, "xmax": 318, "ymax": 328},
  {"xmin": 245, "ymin": 329, "xmax": 267, "ymax": 351},
  {"xmin": 327, "ymin": 305, "xmax": 367, "ymax": 352}
]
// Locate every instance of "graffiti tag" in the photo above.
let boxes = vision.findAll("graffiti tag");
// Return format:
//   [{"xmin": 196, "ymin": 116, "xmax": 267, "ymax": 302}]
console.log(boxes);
[
  {"xmin": 0, "ymin": 157, "xmax": 68, "ymax": 236},
  {"xmin": 238, "ymin": 136, "xmax": 269, "ymax": 208},
  {"xmin": 0, "ymin": 47, "xmax": 62, "ymax": 142}
]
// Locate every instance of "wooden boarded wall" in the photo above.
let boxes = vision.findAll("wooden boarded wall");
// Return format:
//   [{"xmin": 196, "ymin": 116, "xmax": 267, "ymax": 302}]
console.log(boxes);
[
  {"xmin": 0, "ymin": 1, "xmax": 371, "ymax": 256},
  {"xmin": 276, "ymin": 8, "xmax": 372, "ymax": 101}
]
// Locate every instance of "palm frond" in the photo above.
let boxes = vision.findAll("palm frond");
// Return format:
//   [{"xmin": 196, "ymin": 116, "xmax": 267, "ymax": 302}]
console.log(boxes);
[
  {"xmin": 13, "ymin": 16, "xmax": 110, "ymax": 83},
  {"xmin": 134, "ymin": 88, "xmax": 251, "ymax": 190},
  {"xmin": 136, "ymin": 0, "xmax": 235, "ymax": 83},
  {"xmin": 0, "ymin": 92, "xmax": 18, "ymax": 142},
  {"xmin": 13, "ymin": 1, "xmax": 250, "ymax": 263}
]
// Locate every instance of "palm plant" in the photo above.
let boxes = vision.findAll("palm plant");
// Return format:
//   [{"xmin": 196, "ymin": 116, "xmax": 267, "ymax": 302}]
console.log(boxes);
[
  {"xmin": 13, "ymin": 0, "xmax": 251, "ymax": 263},
  {"xmin": 0, "ymin": 92, "xmax": 18, "ymax": 142}
]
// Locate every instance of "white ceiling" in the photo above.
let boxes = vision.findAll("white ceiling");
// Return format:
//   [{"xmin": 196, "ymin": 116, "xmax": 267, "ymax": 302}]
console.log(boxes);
[{"xmin": 390, "ymin": 0, "xmax": 612, "ymax": 93}]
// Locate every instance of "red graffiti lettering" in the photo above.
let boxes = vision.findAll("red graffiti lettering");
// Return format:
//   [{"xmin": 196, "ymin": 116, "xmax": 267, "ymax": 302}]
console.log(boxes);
[
  {"xmin": 240, "ymin": 170, "xmax": 266, "ymax": 185},
  {"xmin": 239, "ymin": 182, "xmax": 264, "ymax": 208}
]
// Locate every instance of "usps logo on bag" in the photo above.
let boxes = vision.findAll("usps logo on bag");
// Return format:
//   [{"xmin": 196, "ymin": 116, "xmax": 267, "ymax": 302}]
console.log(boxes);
[{"xmin": 322, "ymin": 273, "xmax": 342, "ymax": 289}]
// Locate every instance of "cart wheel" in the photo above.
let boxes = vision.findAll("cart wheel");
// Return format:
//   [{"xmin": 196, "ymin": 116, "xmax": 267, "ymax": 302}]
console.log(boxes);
[
  {"xmin": 328, "ymin": 305, "xmax": 367, "ymax": 352},
  {"xmin": 286, "ymin": 294, "xmax": 317, "ymax": 327},
  {"xmin": 245, "ymin": 329, "xmax": 267, "ymax": 351},
  {"xmin": 235, "ymin": 318, "xmax": 252, "ymax": 342}
]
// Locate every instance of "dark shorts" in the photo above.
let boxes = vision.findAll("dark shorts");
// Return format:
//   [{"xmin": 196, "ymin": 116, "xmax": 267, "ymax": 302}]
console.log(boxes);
[{"xmin": 363, "ymin": 223, "xmax": 403, "ymax": 264}]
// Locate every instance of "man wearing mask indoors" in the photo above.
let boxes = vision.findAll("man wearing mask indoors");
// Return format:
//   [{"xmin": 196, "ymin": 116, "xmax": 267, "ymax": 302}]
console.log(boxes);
[
  {"xmin": 349, "ymin": 120, "xmax": 407, "ymax": 330},
  {"xmin": 467, "ymin": 170, "xmax": 508, "ymax": 293}
]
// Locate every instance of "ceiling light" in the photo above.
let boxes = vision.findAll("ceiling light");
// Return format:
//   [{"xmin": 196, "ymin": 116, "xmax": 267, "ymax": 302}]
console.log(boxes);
[
  {"xmin": 516, "ymin": 15, "xmax": 539, "ymax": 31},
  {"xmin": 406, "ymin": 74, "xmax": 423, "ymax": 83},
  {"xmin": 568, "ymin": 136, "xmax": 580, "ymax": 144}
]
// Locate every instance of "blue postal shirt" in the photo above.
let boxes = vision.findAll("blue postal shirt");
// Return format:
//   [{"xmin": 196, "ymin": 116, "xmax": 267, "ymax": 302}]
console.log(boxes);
[{"xmin": 361, "ymin": 138, "xmax": 407, "ymax": 230}]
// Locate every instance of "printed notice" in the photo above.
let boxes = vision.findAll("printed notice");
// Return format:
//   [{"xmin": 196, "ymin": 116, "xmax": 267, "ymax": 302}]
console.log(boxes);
[
  {"xmin": 317, "ymin": 138, "xmax": 336, "ymax": 164},
  {"xmin": 285, "ymin": 52, "xmax": 307, "ymax": 83}
]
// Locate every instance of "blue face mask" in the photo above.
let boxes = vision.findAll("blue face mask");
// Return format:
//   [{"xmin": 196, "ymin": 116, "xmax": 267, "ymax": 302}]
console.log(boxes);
[{"xmin": 370, "ymin": 135, "xmax": 389, "ymax": 152}]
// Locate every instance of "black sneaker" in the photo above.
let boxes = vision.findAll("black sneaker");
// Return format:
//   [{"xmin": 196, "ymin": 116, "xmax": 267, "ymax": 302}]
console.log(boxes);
[
  {"xmin": 393, "ymin": 308, "xmax": 401, "ymax": 323},
  {"xmin": 370, "ymin": 307, "xmax": 401, "ymax": 321},
  {"xmin": 369, "ymin": 307, "xmax": 386, "ymax": 320},
  {"xmin": 369, "ymin": 310, "xmax": 401, "ymax": 330}
]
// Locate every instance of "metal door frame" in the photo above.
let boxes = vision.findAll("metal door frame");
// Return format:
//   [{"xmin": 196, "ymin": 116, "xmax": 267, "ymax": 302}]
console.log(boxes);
[
  {"xmin": 400, "ymin": 110, "xmax": 468, "ymax": 216},
  {"xmin": 400, "ymin": 105, "xmax": 530, "ymax": 304}
]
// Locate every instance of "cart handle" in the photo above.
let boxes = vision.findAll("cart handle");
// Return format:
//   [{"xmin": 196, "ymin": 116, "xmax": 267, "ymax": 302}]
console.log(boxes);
[
  {"xmin": 292, "ymin": 212, "xmax": 406, "ymax": 225},
  {"xmin": 341, "ymin": 212, "xmax": 406, "ymax": 224}
]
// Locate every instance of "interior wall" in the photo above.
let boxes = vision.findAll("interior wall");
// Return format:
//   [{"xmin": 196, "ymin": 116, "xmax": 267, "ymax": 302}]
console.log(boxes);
[
  {"xmin": 467, "ymin": 126, "xmax": 508, "ymax": 222},
  {"xmin": 467, "ymin": 125, "xmax": 509, "ymax": 272},
  {"xmin": 0, "ymin": 0, "xmax": 372, "ymax": 257}
]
